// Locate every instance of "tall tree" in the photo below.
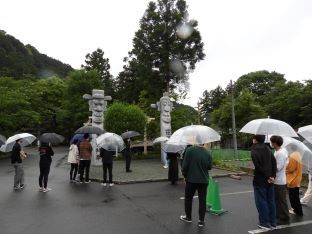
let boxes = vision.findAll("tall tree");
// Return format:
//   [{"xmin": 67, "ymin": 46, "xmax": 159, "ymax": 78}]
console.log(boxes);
[
  {"xmin": 82, "ymin": 48, "xmax": 114, "ymax": 96},
  {"xmin": 57, "ymin": 70, "xmax": 104, "ymax": 138},
  {"xmin": 211, "ymin": 89, "xmax": 266, "ymax": 136},
  {"xmin": 115, "ymin": 0, "xmax": 205, "ymax": 106},
  {"xmin": 198, "ymin": 86, "xmax": 227, "ymax": 125},
  {"xmin": 234, "ymin": 70, "xmax": 286, "ymax": 104},
  {"xmin": 264, "ymin": 81, "xmax": 305, "ymax": 127}
]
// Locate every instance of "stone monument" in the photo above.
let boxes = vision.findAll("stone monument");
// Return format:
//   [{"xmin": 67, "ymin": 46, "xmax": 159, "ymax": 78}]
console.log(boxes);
[
  {"xmin": 83, "ymin": 89, "xmax": 112, "ymax": 165},
  {"xmin": 151, "ymin": 92, "xmax": 173, "ymax": 168}
]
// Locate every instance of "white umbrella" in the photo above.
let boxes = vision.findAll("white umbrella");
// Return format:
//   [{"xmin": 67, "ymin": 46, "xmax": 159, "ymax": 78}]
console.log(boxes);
[
  {"xmin": 162, "ymin": 143, "xmax": 185, "ymax": 153},
  {"xmin": 240, "ymin": 118, "xmax": 298, "ymax": 137},
  {"xmin": 0, "ymin": 133, "xmax": 36, "ymax": 152},
  {"xmin": 282, "ymin": 137, "xmax": 312, "ymax": 167},
  {"xmin": 96, "ymin": 132, "xmax": 125, "ymax": 152},
  {"xmin": 298, "ymin": 125, "xmax": 312, "ymax": 144},
  {"xmin": 167, "ymin": 125, "xmax": 221, "ymax": 145},
  {"xmin": 153, "ymin": 136, "xmax": 169, "ymax": 144}
]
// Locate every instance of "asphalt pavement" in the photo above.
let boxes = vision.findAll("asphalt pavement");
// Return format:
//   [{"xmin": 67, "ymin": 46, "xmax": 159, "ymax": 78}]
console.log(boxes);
[{"xmin": 0, "ymin": 147, "xmax": 311, "ymax": 234}]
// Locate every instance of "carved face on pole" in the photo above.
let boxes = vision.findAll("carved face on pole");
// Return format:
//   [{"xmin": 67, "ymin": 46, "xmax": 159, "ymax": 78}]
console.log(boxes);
[
  {"xmin": 91, "ymin": 98, "xmax": 106, "ymax": 125},
  {"xmin": 159, "ymin": 96, "xmax": 172, "ymax": 124},
  {"xmin": 158, "ymin": 95, "xmax": 173, "ymax": 137},
  {"xmin": 83, "ymin": 89, "xmax": 112, "ymax": 130}
]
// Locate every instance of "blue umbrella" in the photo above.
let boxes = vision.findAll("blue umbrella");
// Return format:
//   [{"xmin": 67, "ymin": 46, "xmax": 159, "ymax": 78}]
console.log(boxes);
[{"xmin": 70, "ymin": 134, "xmax": 85, "ymax": 144}]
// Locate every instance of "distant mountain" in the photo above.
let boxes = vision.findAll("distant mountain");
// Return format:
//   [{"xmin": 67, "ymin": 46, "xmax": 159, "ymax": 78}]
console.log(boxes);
[{"xmin": 0, "ymin": 30, "xmax": 73, "ymax": 79}]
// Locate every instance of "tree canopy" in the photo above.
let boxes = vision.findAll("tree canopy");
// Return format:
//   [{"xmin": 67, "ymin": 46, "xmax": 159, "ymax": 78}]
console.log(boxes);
[
  {"xmin": 0, "ymin": 30, "xmax": 72, "ymax": 79},
  {"xmin": 115, "ymin": 0, "xmax": 205, "ymax": 106},
  {"xmin": 81, "ymin": 48, "xmax": 115, "ymax": 96}
]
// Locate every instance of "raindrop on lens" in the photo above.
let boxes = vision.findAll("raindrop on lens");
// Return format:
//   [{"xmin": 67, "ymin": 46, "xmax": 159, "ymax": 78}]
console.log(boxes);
[
  {"xmin": 170, "ymin": 59, "xmax": 185, "ymax": 76},
  {"xmin": 176, "ymin": 22, "xmax": 193, "ymax": 39}
]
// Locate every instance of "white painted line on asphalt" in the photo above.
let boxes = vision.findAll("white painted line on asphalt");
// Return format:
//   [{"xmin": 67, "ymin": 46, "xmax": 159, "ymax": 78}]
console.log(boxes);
[
  {"xmin": 248, "ymin": 220, "xmax": 312, "ymax": 233},
  {"xmin": 180, "ymin": 196, "xmax": 198, "ymax": 200},
  {"xmin": 220, "ymin": 190, "xmax": 253, "ymax": 196},
  {"xmin": 179, "ymin": 190, "xmax": 253, "ymax": 199}
]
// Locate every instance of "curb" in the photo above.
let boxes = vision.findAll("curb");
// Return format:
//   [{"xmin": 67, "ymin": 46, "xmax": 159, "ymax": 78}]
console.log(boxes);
[{"xmin": 90, "ymin": 171, "xmax": 249, "ymax": 185}]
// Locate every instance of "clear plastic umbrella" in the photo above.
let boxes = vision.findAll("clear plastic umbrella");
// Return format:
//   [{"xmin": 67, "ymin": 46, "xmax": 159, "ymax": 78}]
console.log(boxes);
[
  {"xmin": 240, "ymin": 118, "xmax": 298, "ymax": 137},
  {"xmin": 162, "ymin": 143, "xmax": 185, "ymax": 153},
  {"xmin": 167, "ymin": 125, "xmax": 221, "ymax": 145},
  {"xmin": 153, "ymin": 136, "xmax": 169, "ymax": 144},
  {"xmin": 96, "ymin": 132, "xmax": 125, "ymax": 152},
  {"xmin": 0, "ymin": 133, "xmax": 36, "ymax": 152},
  {"xmin": 282, "ymin": 137, "xmax": 312, "ymax": 167},
  {"xmin": 298, "ymin": 125, "xmax": 312, "ymax": 144}
]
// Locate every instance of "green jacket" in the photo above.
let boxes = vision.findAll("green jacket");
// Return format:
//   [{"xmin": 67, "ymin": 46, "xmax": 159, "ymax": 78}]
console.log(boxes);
[{"xmin": 182, "ymin": 146, "xmax": 212, "ymax": 184}]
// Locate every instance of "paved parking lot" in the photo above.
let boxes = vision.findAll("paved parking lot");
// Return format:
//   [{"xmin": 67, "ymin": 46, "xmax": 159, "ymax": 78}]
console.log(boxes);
[{"xmin": 0, "ymin": 147, "xmax": 311, "ymax": 234}]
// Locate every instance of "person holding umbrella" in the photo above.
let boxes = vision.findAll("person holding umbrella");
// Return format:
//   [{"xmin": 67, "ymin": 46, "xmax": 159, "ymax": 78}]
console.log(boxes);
[
  {"xmin": 251, "ymin": 135, "xmax": 277, "ymax": 230},
  {"xmin": 301, "ymin": 168, "xmax": 312, "ymax": 205},
  {"xmin": 121, "ymin": 131, "xmax": 140, "ymax": 172},
  {"xmin": 180, "ymin": 144, "xmax": 212, "ymax": 227},
  {"xmin": 99, "ymin": 148, "xmax": 115, "ymax": 186},
  {"xmin": 166, "ymin": 151, "xmax": 180, "ymax": 185},
  {"xmin": 78, "ymin": 134, "xmax": 93, "ymax": 183},
  {"xmin": 68, "ymin": 139, "xmax": 79, "ymax": 182},
  {"xmin": 270, "ymin": 135, "xmax": 290, "ymax": 225},
  {"xmin": 38, "ymin": 142, "xmax": 54, "ymax": 192},
  {"xmin": 286, "ymin": 145, "xmax": 303, "ymax": 216},
  {"xmin": 11, "ymin": 139, "xmax": 26, "ymax": 190},
  {"xmin": 123, "ymin": 138, "xmax": 132, "ymax": 172}
]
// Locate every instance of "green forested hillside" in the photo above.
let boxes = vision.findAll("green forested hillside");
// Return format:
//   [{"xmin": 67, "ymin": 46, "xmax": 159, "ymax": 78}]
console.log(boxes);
[{"xmin": 0, "ymin": 30, "xmax": 73, "ymax": 79}]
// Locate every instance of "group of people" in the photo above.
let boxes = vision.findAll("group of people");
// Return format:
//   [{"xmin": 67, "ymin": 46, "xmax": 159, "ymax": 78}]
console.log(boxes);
[
  {"xmin": 10, "ymin": 133, "xmax": 311, "ymax": 229},
  {"xmin": 11, "ymin": 139, "xmax": 54, "ymax": 192},
  {"xmin": 67, "ymin": 133, "xmax": 133, "ymax": 186},
  {"xmin": 10, "ymin": 133, "xmax": 133, "ymax": 192},
  {"xmin": 251, "ymin": 134, "xmax": 309, "ymax": 230}
]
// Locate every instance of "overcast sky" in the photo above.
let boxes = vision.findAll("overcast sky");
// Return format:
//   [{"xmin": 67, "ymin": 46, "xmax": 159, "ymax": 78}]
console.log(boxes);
[{"xmin": 1, "ymin": 0, "xmax": 312, "ymax": 107}]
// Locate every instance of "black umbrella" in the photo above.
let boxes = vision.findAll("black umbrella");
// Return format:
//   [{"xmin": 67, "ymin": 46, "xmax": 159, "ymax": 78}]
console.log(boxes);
[
  {"xmin": 121, "ymin": 131, "xmax": 140, "ymax": 139},
  {"xmin": 75, "ymin": 125, "xmax": 105, "ymax": 135},
  {"xmin": 0, "ymin": 134, "xmax": 6, "ymax": 146},
  {"xmin": 38, "ymin": 133, "xmax": 65, "ymax": 144}
]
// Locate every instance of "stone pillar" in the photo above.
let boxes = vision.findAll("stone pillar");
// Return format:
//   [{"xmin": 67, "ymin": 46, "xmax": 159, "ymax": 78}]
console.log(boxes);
[
  {"xmin": 83, "ymin": 89, "xmax": 112, "ymax": 166},
  {"xmin": 151, "ymin": 92, "xmax": 173, "ymax": 168}
]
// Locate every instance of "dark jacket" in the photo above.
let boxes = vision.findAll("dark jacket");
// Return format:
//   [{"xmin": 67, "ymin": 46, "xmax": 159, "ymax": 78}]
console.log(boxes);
[
  {"xmin": 122, "ymin": 140, "xmax": 131, "ymax": 157},
  {"xmin": 251, "ymin": 143, "xmax": 277, "ymax": 187},
  {"xmin": 11, "ymin": 142, "xmax": 22, "ymax": 164},
  {"xmin": 100, "ymin": 148, "xmax": 115, "ymax": 164},
  {"xmin": 167, "ymin": 152, "xmax": 179, "ymax": 183},
  {"xmin": 182, "ymin": 146, "xmax": 212, "ymax": 184},
  {"xmin": 39, "ymin": 146, "xmax": 54, "ymax": 164}
]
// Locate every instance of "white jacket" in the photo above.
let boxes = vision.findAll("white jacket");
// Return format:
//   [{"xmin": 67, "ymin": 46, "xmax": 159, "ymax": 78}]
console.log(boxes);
[{"xmin": 68, "ymin": 144, "xmax": 79, "ymax": 164}]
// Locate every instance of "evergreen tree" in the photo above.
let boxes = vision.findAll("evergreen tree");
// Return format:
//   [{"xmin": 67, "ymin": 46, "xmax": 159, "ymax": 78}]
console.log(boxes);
[
  {"xmin": 82, "ymin": 48, "xmax": 114, "ymax": 96},
  {"xmin": 115, "ymin": 0, "xmax": 205, "ymax": 106}
]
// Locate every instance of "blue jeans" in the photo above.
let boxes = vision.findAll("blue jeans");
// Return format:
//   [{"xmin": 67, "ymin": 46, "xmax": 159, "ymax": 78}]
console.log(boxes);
[{"xmin": 254, "ymin": 186, "xmax": 276, "ymax": 227}]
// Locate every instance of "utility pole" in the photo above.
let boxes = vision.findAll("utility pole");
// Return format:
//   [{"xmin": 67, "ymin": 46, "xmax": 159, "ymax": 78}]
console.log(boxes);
[
  {"xmin": 231, "ymin": 80, "xmax": 238, "ymax": 160},
  {"xmin": 197, "ymin": 101, "xmax": 201, "ymax": 124}
]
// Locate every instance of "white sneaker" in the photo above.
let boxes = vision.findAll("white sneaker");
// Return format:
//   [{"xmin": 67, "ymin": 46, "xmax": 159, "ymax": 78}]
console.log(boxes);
[
  {"xmin": 43, "ymin": 188, "xmax": 52, "ymax": 193},
  {"xmin": 39, "ymin": 187, "xmax": 43, "ymax": 192},
  {"xmin": 101, "ymin": 183, "xmax": 107, "ymax": 186},
  {"xmin": 289, "ymin": 209, "xmax": 295, "ymax": 215},
  {"xmin": 85, "ymin": 180, "xmax": 91, "ymax": 184},
  {"xmin": 109, "ymin": 183, "xmax": 114, "ymax": 187}
]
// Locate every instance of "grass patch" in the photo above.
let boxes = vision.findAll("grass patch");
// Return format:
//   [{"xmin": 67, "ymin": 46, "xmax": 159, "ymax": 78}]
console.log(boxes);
[{"xmin": 210, "ymin": 149, "xmax": 250, "ymax": 161}]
